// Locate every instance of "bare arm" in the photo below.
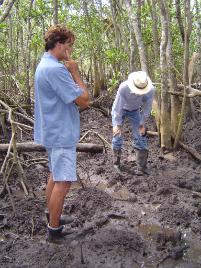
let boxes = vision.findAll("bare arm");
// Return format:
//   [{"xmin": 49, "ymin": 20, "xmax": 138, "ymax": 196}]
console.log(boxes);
[{"xmin": 65, "ymin": 57, "xmax": 90, "ymax": 109}]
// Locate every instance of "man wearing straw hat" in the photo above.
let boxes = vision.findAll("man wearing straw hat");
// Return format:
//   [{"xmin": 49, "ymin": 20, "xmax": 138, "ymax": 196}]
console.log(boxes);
[{"xmin": 111, "ymin": 71, "xmax": 155, "ymax": 175}]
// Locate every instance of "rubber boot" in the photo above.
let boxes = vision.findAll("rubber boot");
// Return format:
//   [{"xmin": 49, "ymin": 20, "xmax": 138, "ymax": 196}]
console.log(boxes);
[
  {"xmin": 45, "ymin": 210, "xmax": 74, "ymax": 225},
  {"xmin": 112, "ymin": 149, "xmax": 121, "ymax": 173},
  {"xmin": 47, "ymin": 225, "xmax": 66, "ymax": 244},
  {"xmin": 141, "ymin": 150, "xmax": 150, "ymax": 175},
  {"xmin": 135, "ymin": 149, "xmax": 150, "ymax": 175}
]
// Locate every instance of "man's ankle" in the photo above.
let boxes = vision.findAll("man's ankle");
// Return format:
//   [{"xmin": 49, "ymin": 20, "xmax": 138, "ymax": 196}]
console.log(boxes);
[
  {"xmin": 45, "ymin": 209, "xmax": 74, "ymax": 225},
  {"xmin": 47, "ymin": 224, "xmax": 63, "ymax": 231}
]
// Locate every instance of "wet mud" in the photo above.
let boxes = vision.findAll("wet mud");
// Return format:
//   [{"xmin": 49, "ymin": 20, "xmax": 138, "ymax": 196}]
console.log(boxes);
[{"xmin": 0, "ymin": 101, "xmax": 201, "ymax": 267}]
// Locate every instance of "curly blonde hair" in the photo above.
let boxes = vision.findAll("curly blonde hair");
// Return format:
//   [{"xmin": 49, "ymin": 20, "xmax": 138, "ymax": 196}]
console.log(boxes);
[{"xmin": 44, "ymin": 25, "xmax": 75, "ymax": 51}]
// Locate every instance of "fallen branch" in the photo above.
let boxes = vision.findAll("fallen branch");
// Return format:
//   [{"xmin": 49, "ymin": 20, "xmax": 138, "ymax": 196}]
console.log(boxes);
[
  {"xmin": 14, "ymin": 112, "xmax": 33, "ymax": 124},
  {"xmin": 88, "ymin": 105, "xmax": 109, "ymax": 117},
  {"xmin": 168, "ymin": 89, "xmax": 201, "ymax": 98},
  {"xmin": 0, "ymin": 142, "xmax": 104, "ymax": 154},
  {"xmin": 147, "ymin": 130, "xmax": 158, "ymax": 136},
  {"xmin": 75, "ymin": 217, "xmax": 109, "ymax": 240},
  {"xmin": 80, "ymin": 101, "xmax": 110, "ymax": 117},
  {"xmin": 0, "ymin": 109, "xmax": 34, "ymax": 124},
  {"xmin": 0, "ymin": 100, "xmax": 29, "ymax": 211},
  {"xmin": 177, "ymin": 83, "xmax": 201, "ymax": 90},
  {"xmin": 79, "ymin": 129, "xmax": 111, "ymax": 150},
  {"xmin": 168, "ymin": 79, "xmax": 201, "ymax": 97},
  {"xmin": 147, "ymin": 131, "xmax": 201, "ymax": 162},
  {"xmin": 178, "ymin": 141, "xmax": 201, "ymax": 161},
  {"xmin": 171, "ymin": 184, "xmax": 201, "ymax": 198},
  {"xmin": 168, "ymin": 91, "xmax": 193, "ymax": 97}
]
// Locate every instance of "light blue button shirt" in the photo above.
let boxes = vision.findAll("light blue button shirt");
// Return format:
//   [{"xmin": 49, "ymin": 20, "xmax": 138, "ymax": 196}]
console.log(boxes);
[
  {"xmin": 34, "ymin": 52, "xmax": 83, "ymax": 147},
  {"xmin": 111, "ymin": 80, "xmax": 155, "ymax": 126}
]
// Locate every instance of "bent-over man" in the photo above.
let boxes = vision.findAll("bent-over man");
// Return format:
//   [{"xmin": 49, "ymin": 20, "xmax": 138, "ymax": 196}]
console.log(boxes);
[{"xmin": 111, "ymin": 71, "xmax": 155, "ymax": 175}]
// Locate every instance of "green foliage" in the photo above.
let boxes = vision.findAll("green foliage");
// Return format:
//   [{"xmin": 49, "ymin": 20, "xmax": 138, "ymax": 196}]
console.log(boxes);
[
  {"xmin": 154, "ymin": 68, "xmax": 161, "ymax": 83},
  {"xmin": 0, "ymin": 0, "xmax": 199, "ymax": 103},
  {"xmin": 151, "ymin": 109, "xmax": 157, "ymax": 117},
  {"xmin": 0, "ymin": 22, "xmax": 7, "ymax": 30},
  {"xmin": 107, "ymin": 72, "xmax": 121, "ymax": 95},
  {"xmin": 30, "ymin": 32, "xmax": 43, "ymax": 49},
  {"xmin": 105, "ymin": 47, "xmax": 127, "ymax": 66}
]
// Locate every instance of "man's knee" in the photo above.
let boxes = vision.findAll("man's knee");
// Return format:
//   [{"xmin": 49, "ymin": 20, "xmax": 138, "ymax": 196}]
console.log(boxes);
[{"xmin": 54, "ymin": 181, "xmax": 71, "ymax": 193}]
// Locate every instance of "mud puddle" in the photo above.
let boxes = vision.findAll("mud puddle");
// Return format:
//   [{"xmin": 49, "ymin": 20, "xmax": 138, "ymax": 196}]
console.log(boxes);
[
  {"xmin": 72, "ymin": 173, "xmax": 134, "ymax": 201},
  {"xmin": 183, "ymin": 231, "xmax": 201, "ymax": 264},
  {"xmin": 138, "ymin": 224, "xmax": 201, "ymax": 267}
]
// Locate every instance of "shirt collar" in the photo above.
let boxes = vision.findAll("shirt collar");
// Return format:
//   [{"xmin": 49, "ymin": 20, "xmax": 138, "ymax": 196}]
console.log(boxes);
[{"xmin": 43, "ymin": 52, "xmax": 58, "ymax": 62}]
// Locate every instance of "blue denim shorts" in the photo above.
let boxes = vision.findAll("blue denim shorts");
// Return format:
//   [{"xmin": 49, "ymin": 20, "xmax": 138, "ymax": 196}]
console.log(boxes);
[{"xmin": 46, "ymin": 147, "xmax": 77, "ymax": 182}]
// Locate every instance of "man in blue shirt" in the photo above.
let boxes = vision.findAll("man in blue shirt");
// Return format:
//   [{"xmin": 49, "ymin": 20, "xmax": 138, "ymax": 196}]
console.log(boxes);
[
  {"xmin": 34, "ymin": 25, "xmax": 89, "ymax": 243},
  {"xmin": 111, "ymin": 71, "xmax": 155, "ymax": 175}
]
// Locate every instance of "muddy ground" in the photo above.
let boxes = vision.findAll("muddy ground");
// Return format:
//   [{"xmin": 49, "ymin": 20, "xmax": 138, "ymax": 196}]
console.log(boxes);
[{"xmin": 0, "ymin": 98, "xmax": 201, "ymax": 268}]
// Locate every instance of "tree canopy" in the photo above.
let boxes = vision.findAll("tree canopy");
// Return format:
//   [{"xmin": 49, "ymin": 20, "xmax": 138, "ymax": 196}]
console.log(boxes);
[{"xmin": 0, "ymin": 0, "xmax": 201, "ymax": 149}]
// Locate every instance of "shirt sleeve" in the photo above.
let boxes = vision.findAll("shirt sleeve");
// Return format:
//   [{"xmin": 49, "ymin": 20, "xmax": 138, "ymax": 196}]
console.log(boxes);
[
  {"xmin": 140, "ymin": 88, "xmax": 155, "ymax": 125},
  {"xmin": 111, "ymin": 89, "xmax": 124, "ymax": 127},
  {"xmin": 48, "ymin": 65, "xmax": 83, "ymax": 104}
]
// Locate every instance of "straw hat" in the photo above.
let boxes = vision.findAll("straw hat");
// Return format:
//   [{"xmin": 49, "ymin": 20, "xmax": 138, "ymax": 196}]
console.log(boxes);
[{"xmin": 127, "ymin": 71, "xmax": 153, "ymax": 95}]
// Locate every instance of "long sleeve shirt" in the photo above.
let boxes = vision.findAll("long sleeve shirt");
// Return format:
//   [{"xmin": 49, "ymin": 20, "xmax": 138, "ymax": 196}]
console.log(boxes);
[{"xmin": 111, "ymin": 80, "xmax": 155, "ymax": 127}]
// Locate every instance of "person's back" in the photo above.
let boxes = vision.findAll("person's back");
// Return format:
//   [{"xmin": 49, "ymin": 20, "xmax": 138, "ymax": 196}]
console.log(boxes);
[{"xmin": 112, "ymin": 80, "xmax": 154, "ymax": 116}]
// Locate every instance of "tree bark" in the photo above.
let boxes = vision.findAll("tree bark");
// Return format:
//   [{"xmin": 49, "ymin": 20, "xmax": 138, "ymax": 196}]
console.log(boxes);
[
  {"xmin": 93, "ymin": 53, "xmax": 101, "ymax": 98},
  {"xmin": 125, "ymin": 0, "xmax": 148, "ymax": 73},
  {"xmin": 129, "ymin": 22, "xmax": 136, "ymax": 72},
  {"xmin": 174, "ymin": 0, "xmax": 192, "ymax": 148},
  {"xmin": 82, "ymin": 0, "xmax": 101, "ymax": 97},
  {"xmin": 165, "ymin": 5, "xmax": 181, "ymax": 137},
  {"xmin": 193, "ymin": 0, "xmax": 201, "ymax": 83},
  {"xmin": 147, "ymin": 0, "xmax": 159, "ymax": 70},
  {"xmin": 195, "ymin": 0, "xmax": 201, "ymax": 52},
  {"xmin": 158, "ymin": 0, "xmax": 172, "ymax": 149},
  {"xmin": 53, "ymin": 0, "xmax": 58, "ymax": 25},
  {"xmin": 0, "ymin": 0, "xmax": 16, "ymax": 23},
  {"xmin": 25, "ymin": 0, "xmax": 34, "ymax": 115},
  {"xmin": 109, "ymin": 0, "xmax": 121, "ymax": 50},
  {"xmin": 175, "ymin": 0, "xmax": 185, "ymax": 43}
]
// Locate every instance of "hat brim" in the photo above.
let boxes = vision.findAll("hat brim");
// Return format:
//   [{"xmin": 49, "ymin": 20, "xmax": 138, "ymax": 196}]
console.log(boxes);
[{"xmin": 127, "ymin": 73, "xmax": 153, "ymax": 95}]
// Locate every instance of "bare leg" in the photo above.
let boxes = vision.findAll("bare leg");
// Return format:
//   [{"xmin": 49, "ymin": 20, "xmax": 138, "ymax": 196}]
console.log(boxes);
[
  {"xmin": 45, "ymin": 173, "xmax": 55, "ymax": 209},
  {"xmin": 49, "ymin": 181, "xmax": 71, "ymax": 228}
]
